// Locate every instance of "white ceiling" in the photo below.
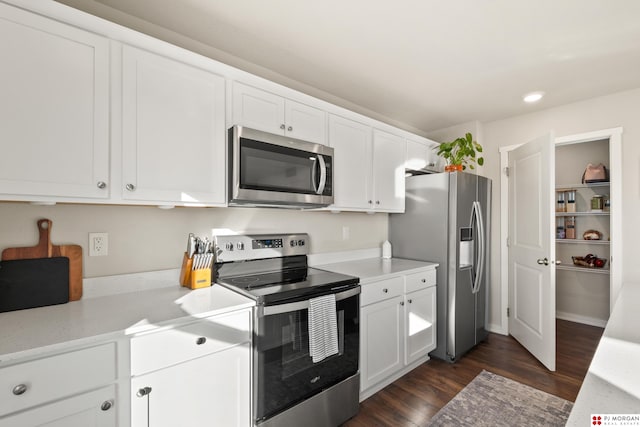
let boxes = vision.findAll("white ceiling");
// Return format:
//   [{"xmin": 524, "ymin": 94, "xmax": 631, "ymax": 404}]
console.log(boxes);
[{"xmin": 58, "ymin": 0, "xmax": 640, "ymax": 133}]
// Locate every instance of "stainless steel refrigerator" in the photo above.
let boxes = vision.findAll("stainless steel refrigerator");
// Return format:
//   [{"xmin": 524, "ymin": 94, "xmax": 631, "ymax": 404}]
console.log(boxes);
[{"xmin": 390, "ymin": 172, "xmax": 491, "ymax": 362}]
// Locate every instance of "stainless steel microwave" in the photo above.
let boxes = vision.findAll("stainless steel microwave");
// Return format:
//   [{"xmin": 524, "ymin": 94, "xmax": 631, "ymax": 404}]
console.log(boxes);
[{"xmin": 228, "ymin": 126, "xmax": 334, "ymax": 208}]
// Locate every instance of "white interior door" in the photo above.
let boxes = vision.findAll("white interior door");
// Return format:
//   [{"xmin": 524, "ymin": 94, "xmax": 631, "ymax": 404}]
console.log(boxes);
[{"xmin": 508, "ymin": 132, "xmax": 556, "ymax": 371}]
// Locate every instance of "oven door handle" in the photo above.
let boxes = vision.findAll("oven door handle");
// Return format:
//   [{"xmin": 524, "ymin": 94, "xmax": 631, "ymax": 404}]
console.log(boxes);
[{"xmin": 260, "ymin": 286, "xmax": 359, "ymax": 317}]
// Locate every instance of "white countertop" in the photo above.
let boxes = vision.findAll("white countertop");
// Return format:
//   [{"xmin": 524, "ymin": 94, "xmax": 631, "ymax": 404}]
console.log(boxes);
[
  {"xmin": 567, "ymin": 284, "xmax": 640, "ymax": 424},
  {"xmin": 0, "ymin": 255, "xmax": 436, "ymax": 363},
  {"xmin": 0, "ymin": 284, "xmax": 254, "ymax": 363},
  {"xmin": 317, "ymin": 257, "xmax": 438, "ymax": 283}
]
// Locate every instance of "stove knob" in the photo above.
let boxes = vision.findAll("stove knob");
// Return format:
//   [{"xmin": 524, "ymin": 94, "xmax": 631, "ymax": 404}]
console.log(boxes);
[
  {"xmin": 298, "ymin": 239, "xmax": 305, "ymax": 246},
  {"xmin": 225, "ymin": 242, "xmax": 234, "ymax": 251},
  {"xmin": 290, "ymin": 240, "xmax": 297, "ymax": 247},
  {"xmin": 236, "ymin": 242, "xmax": 245, "ymax": 250}
]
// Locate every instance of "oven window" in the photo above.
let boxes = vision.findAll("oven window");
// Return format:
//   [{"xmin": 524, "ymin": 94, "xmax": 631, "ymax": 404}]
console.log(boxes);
[
  {"xmin": 255, "ymin": 295, "xmax": 359, "ymax": 422},
  {"xmin": 240, "ymin": 138, "xmax": 318, "ymax": 194}
]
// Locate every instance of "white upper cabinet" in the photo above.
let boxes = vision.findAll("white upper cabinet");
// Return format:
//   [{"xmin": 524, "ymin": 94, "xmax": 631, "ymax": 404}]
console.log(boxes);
[
  {"xmin": 406, "ymin": 138, "xmax": 441, "ymax": 173},
  {"xmin": 328, "ymin": 114, "xmax": 372, "ymax": 210},
  {"xmin": 121, "ymin": 45, "xmax": 226, "ymax": 206},
  {"xmin": 0, "ymin": 3, "xmax": 110, "ymax": 200},
  {"xmin": 328, "ymin": 116, "xmax": 406, "ymax": 212},
  {"xmin": 372, "ymin": 130, "xmax": 406, "ymax": 212},
  {"xmin": 232, "ymin": 82, "xmax": 327, "ymax": 144}
]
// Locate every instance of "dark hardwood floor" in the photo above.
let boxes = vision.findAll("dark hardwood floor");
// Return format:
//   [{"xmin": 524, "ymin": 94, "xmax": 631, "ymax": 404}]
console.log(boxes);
[{"xmin": 344, "ymin": 319, "xmax": 604, "ymax": 427}]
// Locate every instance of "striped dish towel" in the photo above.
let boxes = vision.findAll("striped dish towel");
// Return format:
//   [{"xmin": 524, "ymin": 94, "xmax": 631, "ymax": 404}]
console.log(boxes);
[{"xmin": 308, "ymin": 294, "xmax": 339, "ymax": 363}]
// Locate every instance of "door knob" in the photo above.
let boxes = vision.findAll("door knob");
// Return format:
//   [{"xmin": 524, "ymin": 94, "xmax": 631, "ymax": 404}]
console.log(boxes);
[{"xmin": 537, "ymin": 258, "xmax": 549, "ymax": 266}]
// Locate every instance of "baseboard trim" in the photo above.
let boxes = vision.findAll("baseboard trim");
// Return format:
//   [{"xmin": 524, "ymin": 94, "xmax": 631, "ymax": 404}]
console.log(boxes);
[
  {"xmin": 556, "ymin": 311, "xmax": 607, "ymax": 328},
  {"xmin": 487, "ymin": 322, "xmax": 508, "ymax": 336},
  {"xmin": 359, "ymin": 356, "xmax": 430, "ymax": 402}
]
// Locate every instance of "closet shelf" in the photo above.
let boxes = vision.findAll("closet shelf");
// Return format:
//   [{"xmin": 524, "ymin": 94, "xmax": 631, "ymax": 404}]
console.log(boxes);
[
  {"xmin": 555, "ymin": 182, "xmax": 610, "ymax": 190},
  {"xmin": 556, "ymin": 239, "xmax": 610, "ymax": 245},
  {"xmin": 556, "ymin": 264, "xmax": 610, "ymax": 275},
  {"xmin": 556, "ymin": 211, "xmax": 609, "ymax": 217}
]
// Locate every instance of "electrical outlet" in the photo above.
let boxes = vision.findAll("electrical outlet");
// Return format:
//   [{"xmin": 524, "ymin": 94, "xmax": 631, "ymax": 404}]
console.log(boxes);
[{"xmin": 89, "ymin": 232, "xmax": 108, "ymax": 256}]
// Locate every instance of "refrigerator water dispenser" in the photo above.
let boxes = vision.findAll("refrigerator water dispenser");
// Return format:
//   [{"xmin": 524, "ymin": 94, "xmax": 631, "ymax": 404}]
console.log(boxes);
[{"xmin": 459, "ymin": 227, "xmax": 474, "ymax": 269}]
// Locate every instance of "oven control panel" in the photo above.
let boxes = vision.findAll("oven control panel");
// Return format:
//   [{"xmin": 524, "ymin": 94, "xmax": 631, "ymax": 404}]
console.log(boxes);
[
  {"xmin": 253, "ymin": 238, "xmax": 283, "ymax": 249},
  {"xmin": 214, "ymin": 233, "xmax": 308, "ymax": 262}
]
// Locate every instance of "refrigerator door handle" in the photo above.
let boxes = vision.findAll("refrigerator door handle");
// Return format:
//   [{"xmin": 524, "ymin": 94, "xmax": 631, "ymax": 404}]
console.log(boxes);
[{"xmin": 472, "ymin": 201, "xmax": 486, "ymax": 294}]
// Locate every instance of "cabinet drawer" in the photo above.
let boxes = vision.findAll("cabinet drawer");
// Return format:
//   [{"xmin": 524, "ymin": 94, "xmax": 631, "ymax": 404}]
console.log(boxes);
[
  {"xmin": 131, "ymin": 309, "xmax": 251, "ymax": 376},
  {"xmin": 0, "ymin": 343, "xmax": 117, "ymax": 417},
  {"xmin": 361, "ymin": 277, "xmax": 403, "ymax": 307},
  {"xmin": 405, "ymin": 269, "xmax": 436, "ymax": 293}
]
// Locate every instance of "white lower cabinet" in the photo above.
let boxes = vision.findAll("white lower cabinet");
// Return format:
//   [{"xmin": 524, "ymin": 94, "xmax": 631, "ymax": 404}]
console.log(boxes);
[
  {"xmin": 0, "ymin": 343, "xmax": 119, "ymax": 427},
  {"xmin": 129, "ymin": 309, "xmax": 251, "ymax": 427},
  {"xmin": 360, "ymin": 293, "xmax": 404, "ymax": 391},
  {"xmin": 131, "ymin": 343, "xmax": 250, "ymax": 427},
  {"xmin": 0, "ymin": 385, "xmax": 116, "ymax": 427},
  {"xmin": 359, "ymin": 269, "xmax": 437, "ymax": 399},
  {"xmin": 405, "ymin": 286, "xmax": 437, "ymax": 365}
]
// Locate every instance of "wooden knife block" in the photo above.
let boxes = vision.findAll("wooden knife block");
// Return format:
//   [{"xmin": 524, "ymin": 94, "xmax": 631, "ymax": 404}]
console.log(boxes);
[{"xmin": 179, "ymin": 252, "xmax": 192, "ymax": 287}]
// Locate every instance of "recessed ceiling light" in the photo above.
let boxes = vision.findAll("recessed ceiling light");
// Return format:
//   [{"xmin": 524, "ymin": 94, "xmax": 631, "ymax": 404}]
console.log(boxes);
[{"xmin": 523, "ymin": 92, "xmax": 544, "ymax": 103}]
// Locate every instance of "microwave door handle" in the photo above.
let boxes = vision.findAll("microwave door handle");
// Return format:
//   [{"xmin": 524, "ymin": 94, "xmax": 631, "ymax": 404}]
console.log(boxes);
[
  {"xmin": 317, "ymin": 155, "xmax": 327, "ymax": 195},
  {"xmin": 311, "ymin": 158, "xmax": 319, "ymax": 193}
]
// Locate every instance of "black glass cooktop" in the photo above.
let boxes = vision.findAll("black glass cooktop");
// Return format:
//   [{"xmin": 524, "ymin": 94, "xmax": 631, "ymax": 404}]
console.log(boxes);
[{"xmin": 215, "ymin": 260, "xmax": 359, "ymax": 305}]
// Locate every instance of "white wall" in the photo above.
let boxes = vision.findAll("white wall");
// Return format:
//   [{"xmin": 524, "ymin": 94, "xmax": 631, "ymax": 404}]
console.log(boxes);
[
  {"xmin": 0, "ymin": 203, "xmax": 387, "ymax": 278},
  {"xmin": 476, "ymin": 87, "xmax": 640, "ymax": 332}
]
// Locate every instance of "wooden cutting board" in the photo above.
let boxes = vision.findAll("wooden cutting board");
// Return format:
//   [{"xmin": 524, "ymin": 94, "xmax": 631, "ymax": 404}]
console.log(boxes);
[{"xmin": 1, "ymin": 219, "xmax": 83, "ymax": 301}]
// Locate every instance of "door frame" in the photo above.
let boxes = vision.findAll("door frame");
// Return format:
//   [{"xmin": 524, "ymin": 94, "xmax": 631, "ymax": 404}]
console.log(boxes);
[{"xmin": 499, "ymin": 127, "xmax": 623, "ymax": 334}]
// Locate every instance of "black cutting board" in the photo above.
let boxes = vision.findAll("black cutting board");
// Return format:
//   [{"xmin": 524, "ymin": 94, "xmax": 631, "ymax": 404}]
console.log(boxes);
[{"xmin": 0, "ymin": 257, "xmax": 70, "ymax": 313}]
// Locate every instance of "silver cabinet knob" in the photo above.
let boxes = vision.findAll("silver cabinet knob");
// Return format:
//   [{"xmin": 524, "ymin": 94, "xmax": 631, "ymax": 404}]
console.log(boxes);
[
  {"xmin": 97, "ymin": 181, "xmax": 107, "ymax": 189},
  {"xmin": 280, "ymin": 124, "xmax": 285, "ymax": 130},
  {"xmin": 382, "ymin": 288, "xmax": 388, "ymax": 293},
  {"xmin": 196, "ymin": 337, "xmax": 207, "ymax": 345},
  {"xmin": 408, "ymin": 299, "xmax": 413, "ymax": 304},
  {"xmin": 287, "ymin": 126, "xmax": 293, "ymax": 131},
  {"xmin": 400, "ymin": 301, "xmax": 405, "ymax": 306},
  {"xmin": 368, "ymin": 200, "xmax": 373, "ymax": 204},
  {"xmin": 137, "ymin": 387, "xmax": 152, "ymax": 397},
  {"xmin": 101, "ymin": 400, "xmax": 114, "ymax": 411},
  {"xmin": 537, "ymin": 258, "xmax": 549, "ymax": 266},
  {"xmin": 376, "ymin": 200, "xmax": 380, "ymax": 205},
  {"xmin": 421, "ymin": 278, "xmax": 426, "ymax": 283},
  {"xmin": 12, "ymin": 384, "xmax": 27, "ymax": 395},
  {"xmin": 125, "ymin": 183, "xmax": 136, "ymax": 191}
]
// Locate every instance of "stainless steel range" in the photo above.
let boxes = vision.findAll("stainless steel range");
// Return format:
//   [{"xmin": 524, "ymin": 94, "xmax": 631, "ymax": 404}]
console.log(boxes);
[{"xmin": 213, "ymin": 233, "xmax": 360, "ymax": 427}]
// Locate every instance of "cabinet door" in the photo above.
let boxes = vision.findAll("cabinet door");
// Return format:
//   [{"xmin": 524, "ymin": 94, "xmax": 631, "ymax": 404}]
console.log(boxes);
[
  {"xmin": 405, "ymin": 139, "xmax": 430, "ymax": 171},
  {"xmin": 121, "ymin": 45, "xmax": 226, "ymax": 205},
  {"xmin": 406, "ymin": 139, "xmax": 440, "ymax": 172},
  {"xmin": 328, "ymin": 114, "xmax": 372, "ymax": 210},
  {"xmin": 232, "ymin": 82, "xmax": 285, "ymax": 135},
  {"xmin": 284, "ymin": 100, "xmax": 326, "ymax": 144},
  {"xmin": 360, "ymin": 295, "xmax": 404, "ymax": 392},
  {"xmin": 372, "ymin": 130, "xmax": 406, "ymax": 212},
  {"xmin": 405, "ymin": 286, "xmax": 437, "ymax": 365},
  {"xmin": 0, "ymin": 385, "xmax": 116, "ymax": 427},
  {"xmin": 0, "ymin": 3, "xmax": 109, "ymax": 200},
  {"xmin": 131, "ymin": 343, "xmax": 250, "ymax": 427}
]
